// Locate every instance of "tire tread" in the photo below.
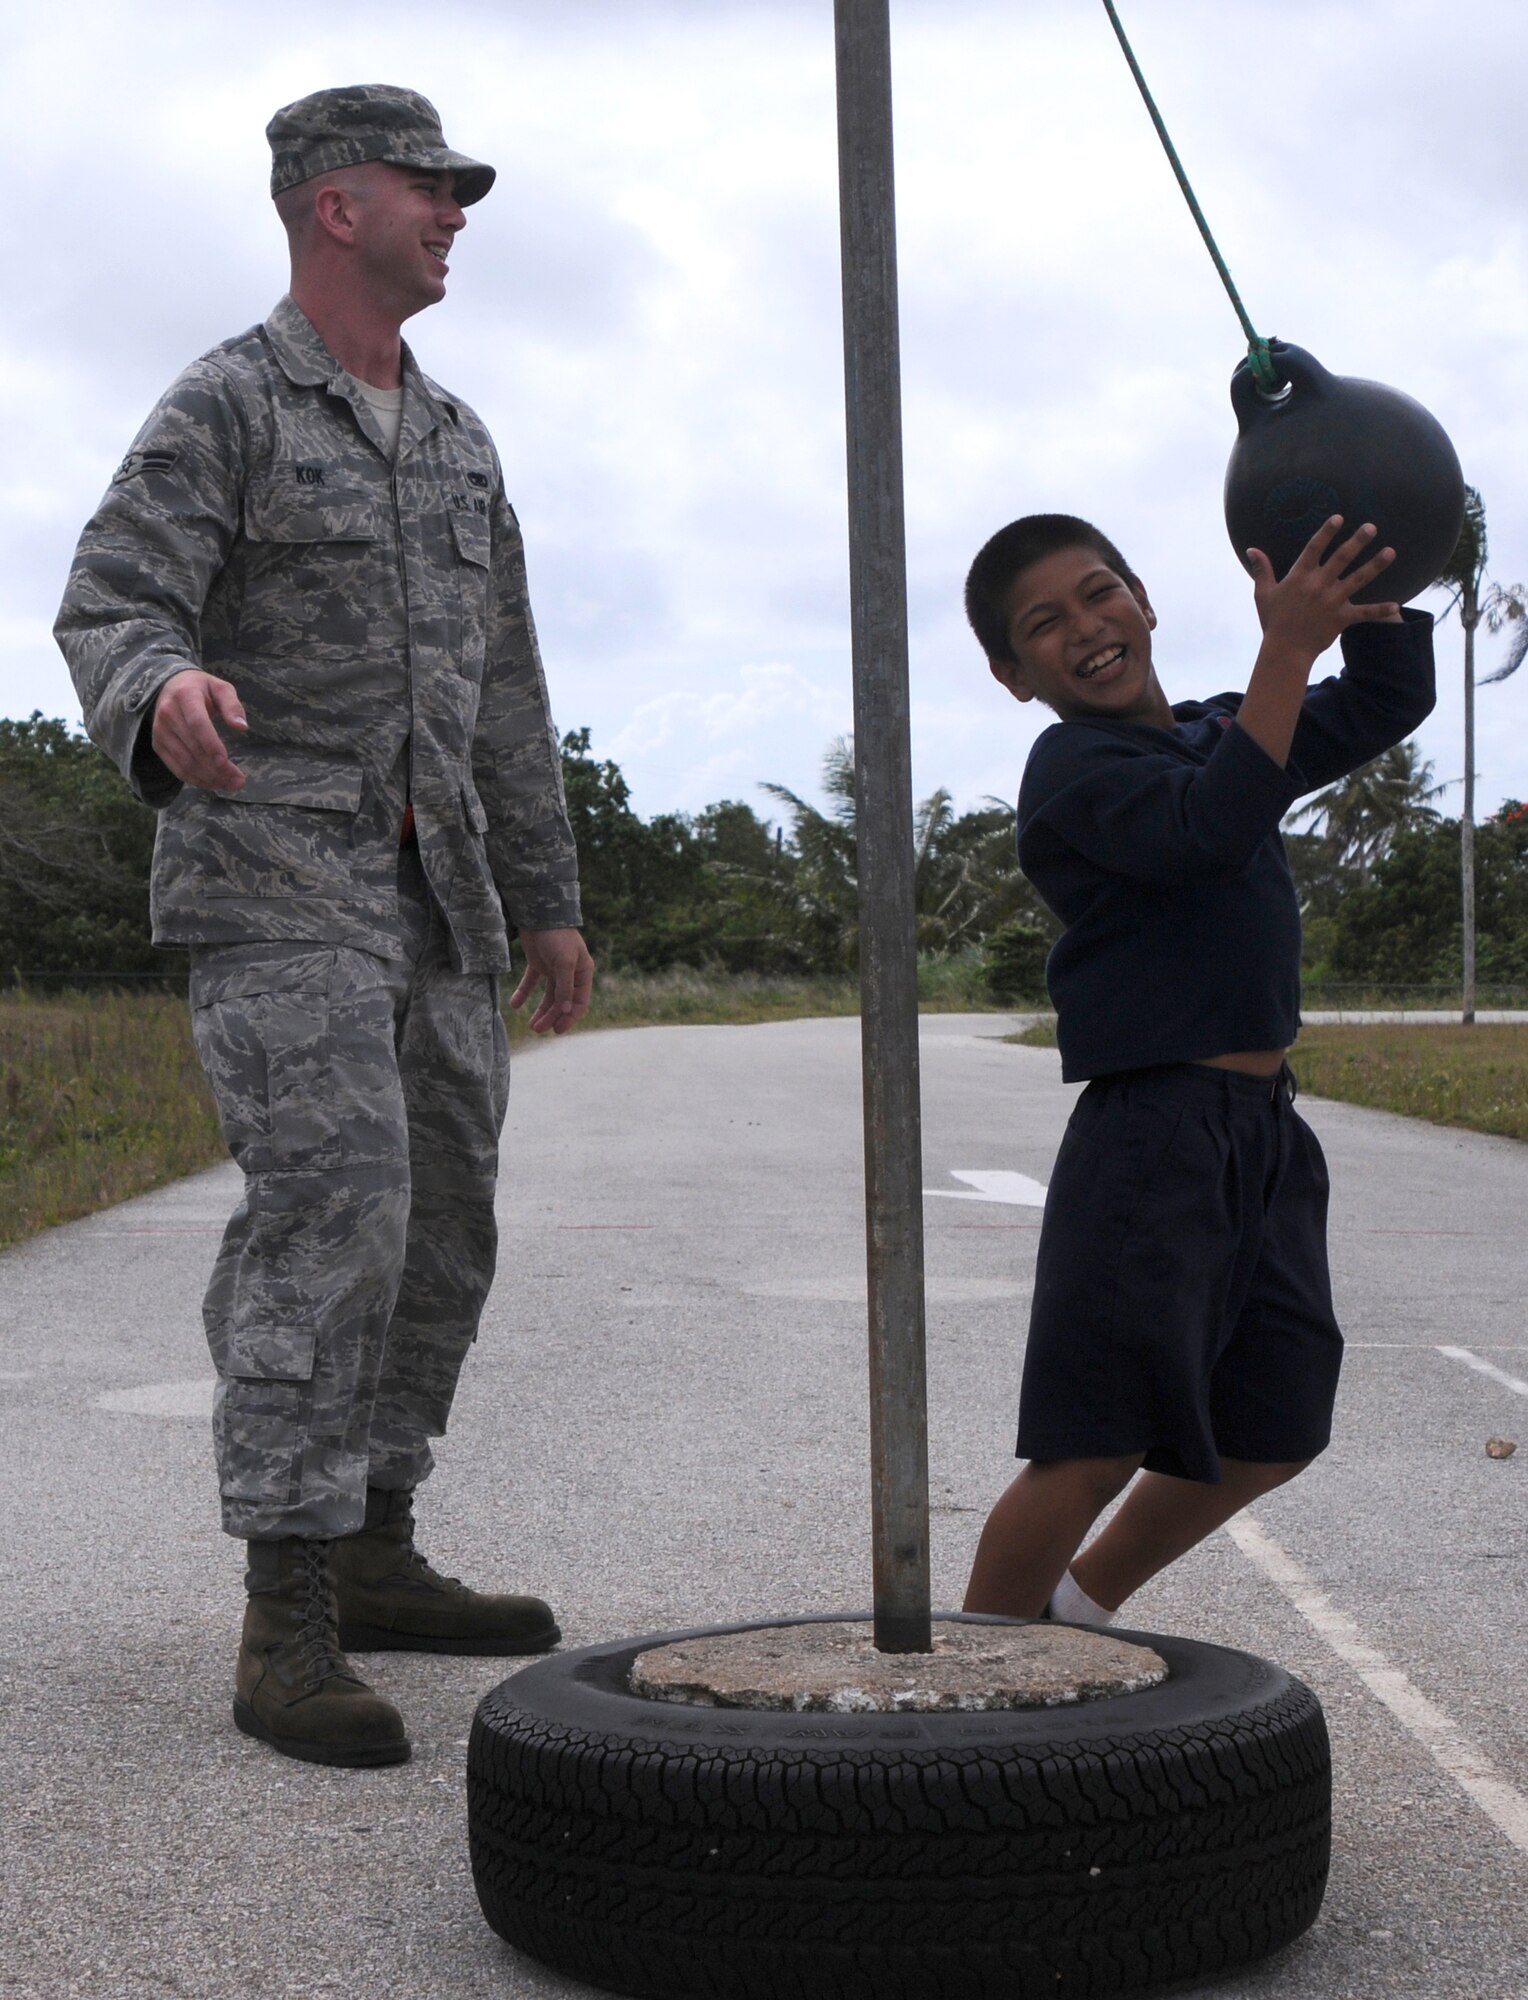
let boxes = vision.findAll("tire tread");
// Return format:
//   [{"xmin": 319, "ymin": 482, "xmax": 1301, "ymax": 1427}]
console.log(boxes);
[{"xmin": 467, "ymin": 1622, "xmax": 1330, "ymax": 1999}]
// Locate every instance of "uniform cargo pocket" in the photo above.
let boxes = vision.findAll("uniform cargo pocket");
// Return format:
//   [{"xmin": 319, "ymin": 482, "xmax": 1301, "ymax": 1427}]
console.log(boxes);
[
  {"xmin": 217, "ymin": 1321, "xmax": 316, "ymax": 1501},
  {"xmin": 217, "ymin": 1376, "xmax": 310, "ymax": 1504},
  {"xmin": 189, "ymin": 947, "xmax": 335, "ymax": 1010},
  {"xmin": 194, "ymin": 750, "xmax": 362, "ymax": 899},
  {"xmin": 190, "ymin": 955, "xmax": 337, "ymax": 1171},
  {"xmin": 226, "ymin": 1324, "xmax": 317, "ymax": 1383}
]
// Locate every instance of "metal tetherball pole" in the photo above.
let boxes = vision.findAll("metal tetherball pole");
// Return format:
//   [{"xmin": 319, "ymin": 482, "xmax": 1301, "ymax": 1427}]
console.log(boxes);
[{"xmin": 833, "ymin": 0, "xmax": 931, "ymax": 1656}]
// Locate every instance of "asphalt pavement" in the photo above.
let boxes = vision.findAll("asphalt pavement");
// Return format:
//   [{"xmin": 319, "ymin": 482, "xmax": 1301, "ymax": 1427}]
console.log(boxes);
[{"xmin": 3, "ymin": 1012, "xmax": 1527, "ymax": 1999}]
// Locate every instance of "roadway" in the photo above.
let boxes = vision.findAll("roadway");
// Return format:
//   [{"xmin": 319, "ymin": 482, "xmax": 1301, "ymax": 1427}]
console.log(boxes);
[{"xmin": 2, "ymin": 1013, "xmax": 1525, "ymax": 1998}]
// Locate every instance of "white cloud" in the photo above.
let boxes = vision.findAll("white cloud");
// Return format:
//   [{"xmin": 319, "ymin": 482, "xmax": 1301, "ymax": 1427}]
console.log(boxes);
[
  {"xmin": 6, "ymin": 0, "xmax": 1528, "ymax": 825},
  {"xmin": 602, "ymin": 662, "xmax": 851, "ymax": 815},
  {"xmin": 612, "ymin": 662, "xmax": 842, "ymax": 757}
]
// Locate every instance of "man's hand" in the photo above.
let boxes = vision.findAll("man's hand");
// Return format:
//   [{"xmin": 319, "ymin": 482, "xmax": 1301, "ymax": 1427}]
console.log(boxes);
[
  {"xmin": 510, "ymin": 926, "xmax": 595, "ymax": 1034},
  {"xmin": 151, "ymin": 668, "xmax": 249, "ymax": 792},
  {"xmin": 1247, "ymin": 517, "xmax": 1400, "ymax": 660}
]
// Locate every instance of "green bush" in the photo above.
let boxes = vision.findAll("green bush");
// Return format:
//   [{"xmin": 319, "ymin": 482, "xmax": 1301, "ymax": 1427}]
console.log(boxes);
[
  {"xmin": 983, "ymin": 920, "xmax": 1051, "ymax": 1004},
  {"xmin": 1329, "ymin": 811, "xmax": 1528, "ymax": 987},
  {"xmin": 0, "ymin": 715, "xmax": 182, "ymax": 983}
]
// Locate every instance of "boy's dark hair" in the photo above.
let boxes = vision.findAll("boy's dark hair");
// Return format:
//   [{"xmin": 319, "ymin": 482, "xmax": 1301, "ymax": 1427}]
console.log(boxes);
[{"xmin": 965, "ymin": 514, "xmax": 1138, "ymax": 665}]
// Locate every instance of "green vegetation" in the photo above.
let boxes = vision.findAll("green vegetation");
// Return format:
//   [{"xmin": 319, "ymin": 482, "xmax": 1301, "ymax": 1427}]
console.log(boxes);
[
  {"xmin": 757, "ymin": 735, "xmax": 1038, "ymax": 967},
  {"xmin": 19, "ymin": 700, "xmax": 1528, "ymax": 1006},
  {"xmin": 0, "ymin": 959, "xmax": 1001, "ymax": 1251},
  {"xmin": 511, "ymin": 952, "xmax": 990, "ymax": 1042},
  {"xmin": 983, "ymin": 921, "xmax": 1051, "ymax": 1005},
  {"xmin": 0, "ymin": 715, "xmax": 182, "ymax": 984},
  {"xmin": 560, "ymin": 727, "xmax": 1048, "ymax": 978},
  {"xmin": 1291, "ymin": 1023, "xmax": 1528, "ymax": 1143},
  {"xmin": 1429, "ymin": 486, "xmax": 1528, "ymax": 1013},
  {"xmin": 1300, "ymin": 981, "xmax": 1528, "ymax": 1009},
  {"xmin": 1009, "ymin": 1017, "xmax": 1058, "ymax": 1047},
  {"xmin": 1312, "ymin": 810, "xmax": 1528, "ymax": 989},
  {"xmin": 11, "ymin": 698, "xmax": 1528, "ymax": 1247},
  {"xmin": 0, "ymin": 992, "xmax": 223, "ymax": 1250},
  {"xmin": 0, "ymin": 719, "xmax": 1049, "ymax": 991},
  {"xmin": 7, "ymin": 989, "xmax": 1528, "ymax": 1258}
]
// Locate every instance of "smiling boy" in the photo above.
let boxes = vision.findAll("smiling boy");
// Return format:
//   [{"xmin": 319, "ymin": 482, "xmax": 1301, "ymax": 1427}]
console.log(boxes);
[{"xmin": 960, "ymin": 512, "xmax": 1436, "ymax": 1627}]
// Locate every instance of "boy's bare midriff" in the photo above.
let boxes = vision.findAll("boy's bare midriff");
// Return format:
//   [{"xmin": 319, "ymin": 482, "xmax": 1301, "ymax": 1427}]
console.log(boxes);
[{"xmin": 1196, "ymin": 1049, "xmax": 1288, "ymax": 1078}]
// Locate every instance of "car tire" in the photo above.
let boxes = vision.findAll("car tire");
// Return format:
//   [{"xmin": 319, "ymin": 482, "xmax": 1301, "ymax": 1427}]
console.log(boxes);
[{"xmin": 467, "ymin": 1611, "xmax": 1330, "ymax": 1999}]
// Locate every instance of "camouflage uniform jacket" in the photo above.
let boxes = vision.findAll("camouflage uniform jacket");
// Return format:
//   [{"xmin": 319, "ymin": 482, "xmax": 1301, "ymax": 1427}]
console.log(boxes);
[{"xmin": 55, "ymin": 295, "xmax": 580, "ymax": 970}]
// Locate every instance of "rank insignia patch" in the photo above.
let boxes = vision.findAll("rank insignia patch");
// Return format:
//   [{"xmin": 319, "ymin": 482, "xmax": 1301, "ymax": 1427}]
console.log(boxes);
[{"xmin": 113, "ymin": 449, "xmax": 179, "ymax": 484}]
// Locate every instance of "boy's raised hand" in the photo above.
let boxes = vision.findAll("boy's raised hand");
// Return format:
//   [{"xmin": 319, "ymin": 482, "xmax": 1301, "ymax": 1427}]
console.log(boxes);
[
  {"xmin": 1247, "ymin": 517, "xmax": 1402, "ymax": 661},
  {"xmin": 1237, "ymin": 518, "xmax": 1401, "ymax": 769}
]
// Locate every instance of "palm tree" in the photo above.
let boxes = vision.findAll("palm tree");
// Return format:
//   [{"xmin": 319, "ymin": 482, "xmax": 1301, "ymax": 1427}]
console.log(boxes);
[
  {"xmin": 1432, "ymin": 487, "xmax": 1528, "ymax": 1020},
  {"xmin": 1286, "ymin": 739, "xmax": 1446, "ymax": 884},
  {"xmin": 761, "ymin": 738, "xmax": 1027, "ymax": 965},
  {"xmin": 760, "ymin": 737, "xmax": 862, "ymax": 966},
  {"xmin": 910, "ymin": 791, "xmax": 1028, "ymax": 952}
]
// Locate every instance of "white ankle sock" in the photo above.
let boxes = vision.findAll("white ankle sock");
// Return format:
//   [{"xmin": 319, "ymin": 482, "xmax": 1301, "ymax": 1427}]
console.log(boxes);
[{"xmin": 1048, "ymin": 1569, "xmax": 1115, "ymax": 1627}]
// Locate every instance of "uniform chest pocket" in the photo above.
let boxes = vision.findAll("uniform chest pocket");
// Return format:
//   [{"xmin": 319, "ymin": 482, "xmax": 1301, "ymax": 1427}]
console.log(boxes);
[
  {"xmin": 238, "ymin": 470, "xmax": 384, "ymax": 660},
  {"xmin": 449, "ymin": 506, "xmax": 491, "ymax": 682}
]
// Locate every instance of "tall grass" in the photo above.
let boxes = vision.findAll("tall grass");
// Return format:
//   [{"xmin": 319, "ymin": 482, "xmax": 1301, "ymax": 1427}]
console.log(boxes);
[
  {"xmin": 1009, "ymin": 1018, "xmax": 1058, "ymax": 1047},
  {"xmin": 1302, "ymin": 982, "xmax": 1528, "ymax": 1012},
  {"xmin": 0, "ymin": 961, "xmax": 1003, "ymax": 1250},
  {"xmin": 506, "ymin": 952, "xmax": 994, "ymax": 1040},
  {"xmin": 0, "ymin": 992, "xmax": 224, "ymax": 1250},
  {"xmin": 1291, "ymin": 1024, "xmax": 1528, "ymax": 1143},
  {"xmin": 11, "ymin": 984, "xmax": 1524, "ymax": 1261},
  {"xmin": 509, "ymin": 966, "xmax": 861, "ymax": 1038}
]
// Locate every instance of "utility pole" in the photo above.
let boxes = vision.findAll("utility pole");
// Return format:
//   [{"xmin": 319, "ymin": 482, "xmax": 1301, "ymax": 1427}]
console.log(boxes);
[
  {"xmin": 1461, "ymin": 579, "xmax": 1478, "ymax": 1025},
  {"xmin": 832, "ymin": 0, "xmax": 931, "ymax": 1655}
]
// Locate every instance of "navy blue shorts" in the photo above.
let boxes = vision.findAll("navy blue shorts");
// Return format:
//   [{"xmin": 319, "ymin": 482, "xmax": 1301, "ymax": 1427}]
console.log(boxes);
[{"xmin": 1016, "ymin": 1062, "xmax": 1342, "ymax": 1484}]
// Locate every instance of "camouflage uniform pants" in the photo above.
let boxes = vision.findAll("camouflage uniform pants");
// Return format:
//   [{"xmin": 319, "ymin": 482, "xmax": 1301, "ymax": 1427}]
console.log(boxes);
[{"xmin": 189, "ymin": 849, "xmax": 511, "ymax": 1540}]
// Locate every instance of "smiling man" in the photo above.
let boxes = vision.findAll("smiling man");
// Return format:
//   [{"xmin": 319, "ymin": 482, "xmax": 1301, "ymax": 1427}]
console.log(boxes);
[{"xmin": 55, "ymin": 86, "xmax": 593, "ymax": 1768}]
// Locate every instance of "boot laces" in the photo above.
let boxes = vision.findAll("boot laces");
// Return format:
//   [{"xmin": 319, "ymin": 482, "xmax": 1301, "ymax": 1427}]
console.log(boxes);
[
  {"xmin": 292, "ymin": 1540, "xmax": 349, "ymax": 1690},
  {"xmin": 394, "ymin": 1497, "xmax": 465, "ymax": 1592}
]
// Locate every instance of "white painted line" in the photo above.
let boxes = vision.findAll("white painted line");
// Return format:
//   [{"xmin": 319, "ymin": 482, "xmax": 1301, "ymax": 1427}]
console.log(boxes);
[
  {"xmin": 1225, "ymin": 1511, "xmax": 1528, "ymax": 1859},
  {"xmin": 925, "ymin": 1169, "xmax": 1049, "ymax": 1208},
  {"xmin": 1348, "ymin": 1343, "xmax": 1528, "ymax": 1351},
  {"xmin": 1438, "ymin": 1345, "xmax": 1528, "ymax": 1398}
]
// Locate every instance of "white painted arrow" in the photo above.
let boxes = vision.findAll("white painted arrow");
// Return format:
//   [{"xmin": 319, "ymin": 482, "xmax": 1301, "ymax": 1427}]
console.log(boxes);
[{"xmin": 925, "ymin": 1169, "xmax": 1049, "ymax": 1208}]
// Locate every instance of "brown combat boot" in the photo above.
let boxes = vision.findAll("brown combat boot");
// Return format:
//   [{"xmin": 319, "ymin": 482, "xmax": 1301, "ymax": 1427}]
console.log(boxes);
[
  {"xmin": 330, "ymin": 1486, "xmax": 560, "ymax": 1656},
  {"xmin": 234, "ymin": 1538, "xmax": 411, "ymax": 1767}
]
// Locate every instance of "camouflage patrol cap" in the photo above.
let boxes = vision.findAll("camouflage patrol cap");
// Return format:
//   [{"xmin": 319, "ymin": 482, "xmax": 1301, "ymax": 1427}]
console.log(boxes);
[{"xmin": 267, "ymin": 85, "xmax": 496, "ymax": 206}]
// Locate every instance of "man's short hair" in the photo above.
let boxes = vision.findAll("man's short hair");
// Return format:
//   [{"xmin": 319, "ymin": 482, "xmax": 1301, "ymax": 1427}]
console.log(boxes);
[{"xmin": 965, "ymin": 514, "xmax": 1138, "ymax": 664}]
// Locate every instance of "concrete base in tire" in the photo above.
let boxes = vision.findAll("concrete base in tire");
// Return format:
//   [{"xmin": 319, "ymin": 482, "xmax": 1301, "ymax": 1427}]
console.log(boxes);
[
  {"xmin": 467, "ymin": 1612, "xmax": 1331, "ymax": 1999},
  {"xmin": 631, "ymin": 1617, "xmax": 1169, "ymax": 1712}
]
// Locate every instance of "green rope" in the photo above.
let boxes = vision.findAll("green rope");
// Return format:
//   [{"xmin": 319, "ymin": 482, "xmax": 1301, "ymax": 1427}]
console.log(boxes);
[{"xmin": 1100, "ymin": 0, "xmax": 1283, "ymax": 395}]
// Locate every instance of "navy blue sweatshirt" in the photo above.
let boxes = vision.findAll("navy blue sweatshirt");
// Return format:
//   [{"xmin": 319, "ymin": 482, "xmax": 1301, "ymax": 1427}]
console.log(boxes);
[{"xmin": 1017, "ymin": 610, "xmax": 1436, "ymax": 1081}]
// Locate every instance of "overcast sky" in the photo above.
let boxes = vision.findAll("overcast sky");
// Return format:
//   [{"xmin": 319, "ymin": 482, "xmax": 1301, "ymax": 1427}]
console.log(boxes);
[{"xmin": 6, "ymin": 0, "xmax": 1527, "ymax": 827}]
